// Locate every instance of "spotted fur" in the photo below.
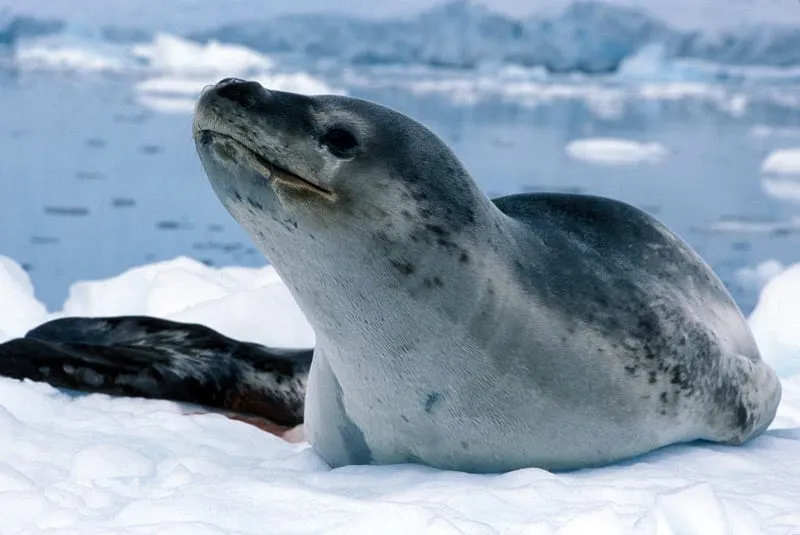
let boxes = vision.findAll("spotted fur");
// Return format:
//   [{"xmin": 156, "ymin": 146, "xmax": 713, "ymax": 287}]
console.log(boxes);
[{"xmin": 0, "ymin": 316, "xmax": 310, "ymax": 426}]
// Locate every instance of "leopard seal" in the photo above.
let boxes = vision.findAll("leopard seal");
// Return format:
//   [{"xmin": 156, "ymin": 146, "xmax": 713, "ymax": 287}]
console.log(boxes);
[{"xmin": 183, "ymin": 77, "xmax": 782, "ymax": 473}]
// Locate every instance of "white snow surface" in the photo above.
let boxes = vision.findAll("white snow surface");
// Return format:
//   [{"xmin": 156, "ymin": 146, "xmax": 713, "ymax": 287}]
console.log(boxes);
[
  {"xmin": 0, "ymin": 255, "xmax": 799, "ymax": 534},
  {"xmin": 565, "ymin": 138, "xmax": 667, "ymax": 165}
]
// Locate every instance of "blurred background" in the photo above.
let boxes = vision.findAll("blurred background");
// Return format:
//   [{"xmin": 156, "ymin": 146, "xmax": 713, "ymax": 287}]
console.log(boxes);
[{"xmin": 1, "ymin": 0, "xmax": 799, "ymax": 314}]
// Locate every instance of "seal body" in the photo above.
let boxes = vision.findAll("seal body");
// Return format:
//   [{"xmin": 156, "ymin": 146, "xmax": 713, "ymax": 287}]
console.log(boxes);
[
  {"xmin": 190, "ymin": 78, "xmax": 781, "ymax": 472},
  {"xmin": 0, "ymin": 316, "xmax": 310, "ymax": 428}
]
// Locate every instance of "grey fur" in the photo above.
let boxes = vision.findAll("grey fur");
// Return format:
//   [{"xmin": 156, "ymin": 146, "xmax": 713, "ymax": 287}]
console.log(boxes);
[{"xmin": 192, "ymin": 78, "xmax": 782, "ymax": 472}]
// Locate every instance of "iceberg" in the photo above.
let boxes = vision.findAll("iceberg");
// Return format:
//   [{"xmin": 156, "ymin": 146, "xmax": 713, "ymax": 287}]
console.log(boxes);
[
  {"xmin": 9, "ymin": 2, "xmax": 800, "ymax": 77},
  {"xmin": 189, "ymin": 1, "xmax": 800, "ymax": 74}
]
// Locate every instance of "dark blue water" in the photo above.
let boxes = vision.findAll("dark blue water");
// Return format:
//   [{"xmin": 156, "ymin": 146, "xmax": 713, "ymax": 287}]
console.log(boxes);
[{"xmin": 2, "ymin": 69, "xmax": 800, "ymax": 313}]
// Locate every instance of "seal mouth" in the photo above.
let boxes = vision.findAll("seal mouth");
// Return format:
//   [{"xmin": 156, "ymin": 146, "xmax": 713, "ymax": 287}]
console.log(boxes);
[{"xmin": 198, "ymin": 129, "xmax": 336, "ymax": 201}]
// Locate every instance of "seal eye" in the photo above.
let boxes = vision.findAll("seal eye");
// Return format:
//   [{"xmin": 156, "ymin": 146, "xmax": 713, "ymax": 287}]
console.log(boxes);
[{"xmin": 321, "ymin": 127, "xmax": 358, "ymax": 157}]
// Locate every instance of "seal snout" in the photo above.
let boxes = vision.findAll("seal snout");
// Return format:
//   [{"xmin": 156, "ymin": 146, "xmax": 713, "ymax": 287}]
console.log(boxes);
[{"xmin": 213, "ymin": 77, "xmax": 271, "ymax": 108}]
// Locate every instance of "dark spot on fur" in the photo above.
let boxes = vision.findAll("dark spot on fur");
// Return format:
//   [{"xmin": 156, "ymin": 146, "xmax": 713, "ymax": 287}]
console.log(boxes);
[
  {"xmin": 648, "ymin": 371, "xmax": 657, "ymax": 384},
  {"xmin": 401, "ymin": 209, "xmax": 412, "ymax": 219},
  {"xmin": 459, "ymin": 251, "xmax": 469, "ymax": 263},
  {"xmin": 660, "ymin": 392, "xmax": 668, "ymax": 404},
  {"xmin": 426, "ymin": 224, "xmax": 448, "ymax": 237},
  {"xmin": 390, "ymin": 260, "xmax": 415, "ymax": 276},
  {"xmin": 670, "ymin": 365, "xmax": 692, "ymax": 391},
  {"xmin": 437, "ymin": 238, "xmax": 457, "ymax": 249},
  {"xmin": 375, "ymin": 231, "xmax": 392, "ymax": 244},
  {"xmin": 736, "ymin": 404, "xmax": 748, "ymax": 429},
  {"xmin": 424, "ymin": 392, "xmax": 442, "ymax": 413},
  {"xmin": 401, "ymin": 415, "xmax": 409, "ymax": 423},
  {"xmin": 247, "ymin": 197, "xmax": 263, "ymax": 210},
  {"xmin": 624, "ymin": 365, "xmax": 637, "ymax": 375},
  {"xmin": 432, "ymin": 276, "xmax": 443, "ymax": 287},
  {"xmin": 460, "ymin": 441, "xmax": 469, "ymax": 450}
]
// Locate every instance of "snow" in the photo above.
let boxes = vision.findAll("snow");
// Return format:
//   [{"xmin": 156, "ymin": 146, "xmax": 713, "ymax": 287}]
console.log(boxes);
[
  {"xmin": 0, "ymin": 254, "xmax": 799, "ymax": 533},
  {"xmin": 0, "ymin": 257, "xmax": 47, "ymax": 340},
  {"xmin": 761, "ymin": 148, "xmax": 800, "ymax": 176},
  {"xmin": 60, "ymin": 256, "xmax": 314, "ymax": 349},
  {"xmin": 749, "ymin": 264, "xmax": 800, "ymax": 378},
  {"xmin": 565, "ymin": 138, "xmax": 667, "ymax": 166}
]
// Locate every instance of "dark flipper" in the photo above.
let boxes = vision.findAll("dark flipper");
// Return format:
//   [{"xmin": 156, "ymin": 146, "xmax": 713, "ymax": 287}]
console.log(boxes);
[{"xmin": 0, "ymin": 316, "xmax": 312, "ymax": 426}]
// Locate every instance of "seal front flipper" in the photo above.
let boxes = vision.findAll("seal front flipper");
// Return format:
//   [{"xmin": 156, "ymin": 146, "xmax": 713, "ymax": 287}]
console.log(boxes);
[{"xmin": 0, "ymin": 316, "xmax": 311, "ymax": 428}]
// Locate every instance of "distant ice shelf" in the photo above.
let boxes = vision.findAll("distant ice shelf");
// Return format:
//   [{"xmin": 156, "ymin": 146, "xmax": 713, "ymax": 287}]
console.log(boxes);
[{"xmin": 6, "ymin": 2, "xmax": 800, "ymax": 77}]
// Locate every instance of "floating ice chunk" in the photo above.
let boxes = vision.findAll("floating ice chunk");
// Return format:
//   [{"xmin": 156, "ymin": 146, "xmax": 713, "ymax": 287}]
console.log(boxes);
[
  {"xmin": 133, "ymin": 53, "xmax": 343, "ymax": 114},
  {"xmin": 749, "ymin": 264, "xmax": 800, "ymax": 377},
  {"xmin": 617, "ymin": 43, "xmax": 711, "ymax": 84},
  {"xmin": 702, "ymin": 216, "xmax": 800, "ymax": 234},
  {"xmin": 135, "ymin": 71, "xmax": 341, "ymax": 114},
  {"xmin": 761, "ymin": 176, "xmax": 800, "ymax": 203},
  {"xmin": 751, "ymin": 126, "xmax": 800, "ymax": 138},
  {"xmin": 761, "ymin": 148, "xmax": 800, "ymax": 176},
  {"xmin": 0, "ymin": 256, "xmax": 48, "ymax": 340},
  {"xmin": 131, "ymin": 33, "xmax": 273, "ymax": 76},
  {"xmin": 13, "ymin": 26, "xmax": 129, "ymax": 72},
  {"xmin": 565, "ymin": 138, "xmax": 667, "ymax": 165},
  {"xmin": 16, "ymin": 43, "xmax": 126, "ymax": 71}
]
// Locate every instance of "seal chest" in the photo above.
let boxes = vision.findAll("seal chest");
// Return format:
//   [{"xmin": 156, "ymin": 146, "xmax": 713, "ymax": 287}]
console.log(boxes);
[{"xmin": 192, "ymin": 78, "xmax": 782, "ymax": 473}]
